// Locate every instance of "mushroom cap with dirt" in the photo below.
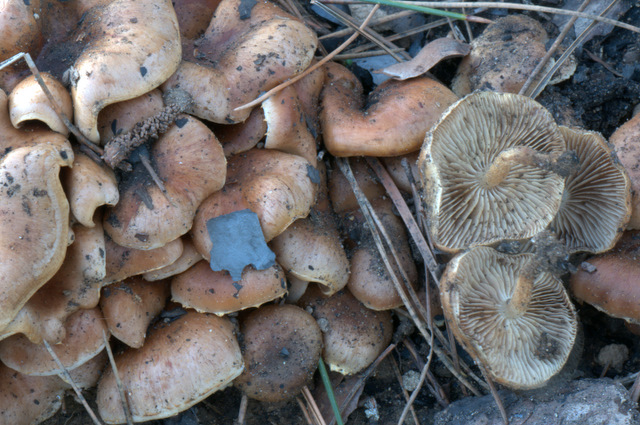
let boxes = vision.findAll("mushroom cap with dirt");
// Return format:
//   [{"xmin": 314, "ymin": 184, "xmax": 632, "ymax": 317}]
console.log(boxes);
[
  {"xmin": 418, "ymin": 90, "xmax": 568, "ymax": 253},
  {"xmin": 320, "ymin": 61, "xmax": 458, "ymax": 157},
  {"xmin": 234, "ymin": 304, "xmax": 323, "ymax": 402},
  {"xmin": 550, "ymin": 126, "xmax": 631, "ymax": 253},
  {"xmin": 609, "ymin": 112, "xmax": 640, "ymax": 229},
  {"xmin": 97, "ymin": 310, "xmax": 244, "ymax": 423},
  {"xmin": 440, "ymin": 246, "xmax": 577, "ymax": 389}
]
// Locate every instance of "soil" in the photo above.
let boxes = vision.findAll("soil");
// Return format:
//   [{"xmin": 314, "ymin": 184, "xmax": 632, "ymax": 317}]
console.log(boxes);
[{"xmin": 42, "ymin": 1, "xmax": 640, "ymax": 425}]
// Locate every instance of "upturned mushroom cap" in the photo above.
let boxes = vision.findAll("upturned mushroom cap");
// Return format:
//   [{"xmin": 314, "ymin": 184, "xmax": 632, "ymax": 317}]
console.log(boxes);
[
  {"xmin": 171, "ymin": 260, "xmax": 287, "ymax": 315},
  {"xmin": 298, "ymin": 285, "xmax": 393, "ymax": 375},
  {"xmin": 0, "ymin": 363, "xmax": 65, "ymax": 425},
  {"xmin": 550, "ymin": 126, "xmax": 631, "ymax": 253},
  {"xmin": 440, "ymin": 246, "xmax": 577, "ymax": 389},
  {"xmin": 320, "ymin": 61, "xmax": 458, "ymax": 157},
  {"xmin": 234, "ymin": 304, "xmax": 323, "ymax": 402},
  {"xmin": 63, "ymin": 150, "xmax": 119, "ymax": 227},
  {"xmin": 452, "ymin": 15, "xmax": 551, "ymax": 96},
  {"xmin": 0, "ymin": 308, "xmax": 108, "ymax": 376},
  {"xmin": 103, "ymin": 236, "xmax": 184, "ymax": 285},
  {"xmin": 1, "ymin": 221, "xmax": 106, "ymax": 344},
  {"xmin": 0, "ymin": 141, "xmax": 74, "ymax": 332},
  {"xmin": 162, "ymin": 0, "xmax": 317, "ymax": 124},
  {"xmin": 569, "ymin": 230, "xmax": 640, "ymax": 324},
  {"xmin": 103, "ymin": 114, "xmax": 226, "ymax": 250},
  {"xmin": 610, "ymin": 112, "xmax": 640, "ymax": 229},
  {"xmin": 100, "ymin": 277, "xmax": 170, "ymax": 348},
  {"xmin": 70, "ymin": 0, "xmax": 182, "ymax": 142},
  {"xmin": 418, "ymin": 90, "xmax": 567, "ymax": 253},
  {"xmin": 9, "ymin": 73, "xmax": 73, "ymax": 135},
  {"xmin": 192, "ymin": 148, "xmax": 319, "ymax": 258},
  {"xmin": 97, "ymin": 311, "xmax": 244, "ymax": 423}
]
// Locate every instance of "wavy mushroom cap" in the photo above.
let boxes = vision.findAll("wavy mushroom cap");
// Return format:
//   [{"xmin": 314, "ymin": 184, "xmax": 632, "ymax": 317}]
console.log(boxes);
[
  {"xmin": 235, "ymin": 304, "xmax": 322, "ymax": 402},
  {"xmin": 418, "ymin": 91, "xmax": 567, "ymax": 253},
  {"xmin": 162, "ymin": 0, "xmax": 317, "ymax": 124},
  {"xmin": 171, "ymin": 260, "xmax": 286, "ymax": 315},
  {"xmin": 143, "ymin": 236, "xmax": 203, "ymax": 281},
  {"xmin": 71, "ymin": 0, "xmax": 182, "ymax": 142},
  {"xmin": 97, "ymin": 311, "xmax": 244, "ymax": 423},
  {"xmin": 320, "ymin": 61, "xmax": 458, "ymax": 157},
  {"xmin": 100, "ymin": 277, "xmax": 170, "ymax": 348},
  {"xmin": 299, "ymin": 285, "xmax": 393, "ymax": 375},
  {"xmin": 63, "ymin": 150, "xmax": 119, "ymax": 227},
  {"xmin": 0, "ymin": 141, "xmax": 74, "ymax": 333},
  {"xmin": 97, "ymin": 88, "xmax": 165, "ymax": 143},
  {"xmin": 9, "ymin": 73, "xmax": 73, "ymax": 135},
  {"xmin": 1, "ymin": 222, "xmax": 106, "ymax": 344},
  {"xmin": 0, "ymin": 308, "xmax": 108, "ymax": 376},
  {"xmin": 441, "ymin": 246, "xmax": 577, "ymax": 389},
  {"xmin": 550, "ymin": 126, "xmax": 631, "ymax": 253},
  {"xmin": 214, "ymin": 107, "xmax": 267, "ymax": 156},
  {"xmin": 103, "ymin": 114, "xmax": 226, "ymax": 249},
  {"xmin": 570, "ymin": 231, "xmax": 640, "ymax": 324},
  {"xmin": 610, "ymin": 112, "xmax": 640, "ymax": 229},
  {"xmin": 192, "ymin": 148, "xmax": 319, "ymax": 258}
]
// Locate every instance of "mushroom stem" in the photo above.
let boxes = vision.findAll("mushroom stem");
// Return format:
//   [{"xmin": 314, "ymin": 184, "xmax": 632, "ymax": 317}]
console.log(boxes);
[
  {"xmin": 481, "ymin": 146, "xmax": 553, "ymax": 188},
  {"xmin": 505, "ymin": 259, "xmax": 539, "ymax": 317}
]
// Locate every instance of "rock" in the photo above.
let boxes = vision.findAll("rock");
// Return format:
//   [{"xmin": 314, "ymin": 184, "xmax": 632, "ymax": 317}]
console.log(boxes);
[{"xmin": 435, "ymin": 378, "xmax": 640, "ymax": 425}]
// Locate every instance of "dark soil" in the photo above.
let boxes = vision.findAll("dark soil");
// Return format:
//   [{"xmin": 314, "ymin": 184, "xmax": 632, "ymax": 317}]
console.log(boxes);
[{"xmin": 42, "ymin": 1, "xmax": 640, "ymax": 425}]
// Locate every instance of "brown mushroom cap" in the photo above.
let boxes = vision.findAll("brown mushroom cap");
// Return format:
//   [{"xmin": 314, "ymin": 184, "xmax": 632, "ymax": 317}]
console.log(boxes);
[
  {"xmin": 162, "ymin": 0, "xmax": 317, "ymax": 124},
  {"xmin": 299, "ymin": 285, "xmax": 393, "ymax": 375},
  {"xmin": 550, "ymin": 126, "xmax": 631, "ymax": 253},
  {"xmin": 103, "ymin": 113, "xmax": 227, "ymax": 250},
  {"xmin": 97, "ymin": 88, "xmax": 165, "ymax": 143},
  {"xmin": 70, "ymin": 0, "xmax": 182, "ymax": 142},
  {"xmin": 0, "ymin": 308, "xmax": 108, "ymax": 376},
  {"xmin": 440, "ymin": 246, "xmax": 577, "ymax": 389},
  {"xmin": 100, "ymin": 277, "xmax": 170, "ymax": 348},
  {"xmin": 213, "ymin": 107, "xmax": 267, "ymax": 157},
  {"xmin": 418, "ymin": 90, "xmax": 567, "ymax": 253},
  {"xmin": 143, "ymin": 235, "xmax": 203, "ymax": 281},
  {"xmin": 97, "ymin": 311, "xmax": 244, "ymax": 423},
  {"xmin": 9, "ymin": 73, "xmax": 73, "ymax": 135},
  {"xmin": 1, "ymin": 221, "xmax": 106, "ymax": 344},
  {"xmin": 0, "ymin": 1, "xmax": 41, "ymax": 92},
  {"xmin": 0, "ymin": 363, "xmax": 65, "ymax": 425},
  {"xmin": 171, "ymin": 260, "xmax": 287, "ymax": 315},
  {"xmin": 0, "ymin": 142, "xmax": 74, "ymax": 332},
  {"xmin": 320, "ymin": 61, "xmax": 458, "ymax": 157},
  {"xmin": 192, "ymin": 148, "xmax": 319, "ymax": 258},
  {"xmin": 452, "ymin": 15, "xmax": 551, "ymax": 96},
  {"xmin": 234, "ymin": 304, "xmax": 323, "ymax": 402},
  {"xmin": 569, "ymin": 231, "xmax": 640, "ymax": 324},
  {"xmin": 609, "ymin": 112, "xmax": 640, "ymax": 229}
]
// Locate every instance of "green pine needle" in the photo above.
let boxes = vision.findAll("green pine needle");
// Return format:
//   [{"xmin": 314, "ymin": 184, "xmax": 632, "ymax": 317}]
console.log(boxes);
[{"xmin": 318, "ymin": 358, "xmax": 344, "ymax": 425}]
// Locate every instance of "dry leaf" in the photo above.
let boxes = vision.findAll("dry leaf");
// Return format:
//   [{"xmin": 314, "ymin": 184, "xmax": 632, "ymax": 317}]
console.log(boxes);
[{"xmin": 379, "ymin": 38, "xmax": 470, "ymax": 80}]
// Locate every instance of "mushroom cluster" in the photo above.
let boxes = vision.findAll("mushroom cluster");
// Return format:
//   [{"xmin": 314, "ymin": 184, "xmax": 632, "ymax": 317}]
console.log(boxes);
[{"xmin": 418, "ymin": 90, "xmax": 632, "ymax": 388}]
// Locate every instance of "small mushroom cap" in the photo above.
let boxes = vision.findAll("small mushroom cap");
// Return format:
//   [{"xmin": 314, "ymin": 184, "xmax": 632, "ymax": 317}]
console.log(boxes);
[
  {"xmin": 63, "ymin": 149, "xmax": 119, "ymax": 227},
  {"xmin": 320, "ymin": 61, "xmax": 458, "ymax": 157},
  {"xmin": 0, "ymin": 308, "xmax": 108, "ymax": 376},
  {"xmin": 440, "ymin": 246, "xmax": 577, "ymax": 389},
  {"xmin": 550, "ymin": 126, "xmax": 631, "ymax": 253},
  {"xmin": 97, "ymin": 311, "xmax": 244, "ymax": 423},
  {"xmin": 171, "ymin": 260, "xmax": 287, "ymax": 315},
  {"xmin": 609, "ymin": 112, "xmax": 640, "ymax": 229},
  {"xmin": 234, "ymin": 304, "xmax": 323, "ymax": 402},
  {"xmin": 0, "ymin": 363, "xmax": 65, "ymax": 425},
  {"xmin": 298, "ymin": 285, "xmax": 393, "ymax": 375},
  {"xmin": 0, "ymin": 142, "xmax": 74, "ymax": 332},
  {"xmin": 418, "ymin": 90, "xmax": 566, "ymax": 253},
  {"xmin": 214, "ymin": 107, "xmax": 267, "ymax": 156},
  {"xmin": 570, "ymin": 231, "xmax": 640, "ymax": 324},
  {"xmin": 100, "ymin": 277, "xmax": 170, "ymax": 348},
  {"xmin": 71, "ymin": 0, "xmax": 182, "ymax": 142},
  {"xmin": 9, "ymin": 73, "xmax": 73, "ymax": 135}
]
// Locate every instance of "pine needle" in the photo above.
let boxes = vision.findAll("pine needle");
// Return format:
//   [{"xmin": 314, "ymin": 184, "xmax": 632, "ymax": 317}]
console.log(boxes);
[{"xmin": 318, "ymin": 358, "xmax": 344, "ymax": 425}]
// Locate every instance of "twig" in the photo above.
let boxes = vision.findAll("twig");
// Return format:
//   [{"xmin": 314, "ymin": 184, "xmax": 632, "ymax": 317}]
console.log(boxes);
[
  {"xmin": 235, "ymin": 394, "xmax": 248, "ymax": 425},
  {"xmin": 234, "ymin": 3, "xmax": 380, "ymax": 112},
  {"xmin": 297, "ymin": 397, "xmax": 316, "ymax": 425},
  {"xmin": 520, "ymin": 0, "xmax": 592, "ymax": 97},
  {"xmin": 397, "ymin": 352, "xmax": 431, "ymax": 425},
  {"xmin": 480, "ymin": 365, "xmax": 509, "ymax": 425},
  {"xmin": 584, "ymin": 48, "xmax": 625, "ymax": 78},
  {"xmin": 325, "ymin": 0, "xmax": 640, "ymax": 33},
  {"xmin": 43, "ymin": 340, "xmax": 102, "ymax": 425},
  {"xmin": 103, "ymin": 330, "xmax": 134, "ymax": 425},
  {"xmin": 319, "ymin": 10, "xmax": 417, "ymax": 39},
  {"xmin": 303, "ymin": 386, "xmax": 328, "ymax": 425},
  {"xmin": 389, "ymin": 355, "xmax": 420, "ymax": 425},
  {"xmin": 137, "ymin": 153, "xmax": 177, "ymax": 207}
]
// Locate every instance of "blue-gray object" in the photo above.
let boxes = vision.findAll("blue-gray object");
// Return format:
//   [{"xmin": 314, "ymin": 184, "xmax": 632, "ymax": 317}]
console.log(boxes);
[{"xmin": 206, "ymin": 209, "xmax": 276, "ymax": 282}]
